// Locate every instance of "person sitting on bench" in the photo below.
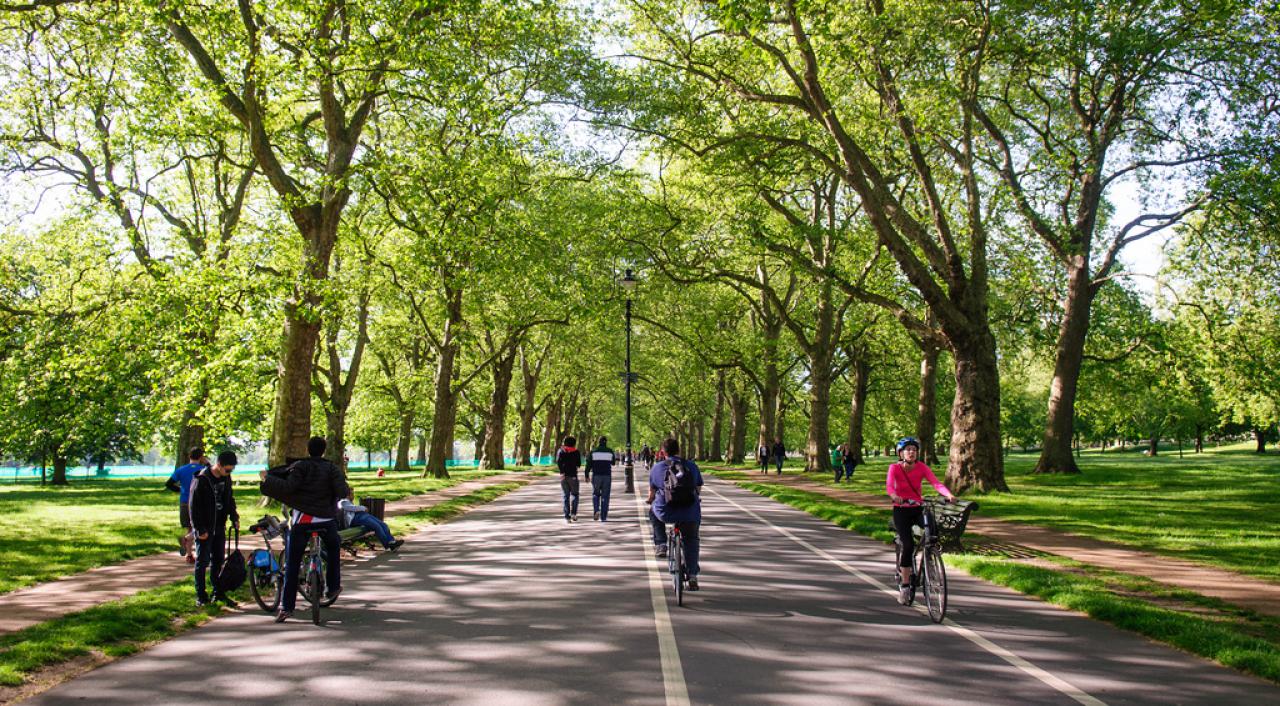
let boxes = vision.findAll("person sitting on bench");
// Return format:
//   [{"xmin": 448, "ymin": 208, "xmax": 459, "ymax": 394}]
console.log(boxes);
[{"xmin": 339, "ymin": 494, "xmax": 404, "ymax": 551}]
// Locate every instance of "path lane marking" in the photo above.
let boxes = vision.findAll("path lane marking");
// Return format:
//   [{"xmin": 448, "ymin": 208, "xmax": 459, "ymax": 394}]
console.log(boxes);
[
  {"xmin": 633, "ymin": 486, "xmax": 691, "ymax": 706},
  {"xmin": 707, "ymin": 484, "xmax": 1107, "ymax": 706}
]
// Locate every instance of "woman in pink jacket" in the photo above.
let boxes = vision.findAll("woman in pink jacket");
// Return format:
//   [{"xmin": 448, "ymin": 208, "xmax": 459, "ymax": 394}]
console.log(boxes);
[{"xmin": 886, "ymin": 437, "xmax": 956, "ymax": 605}]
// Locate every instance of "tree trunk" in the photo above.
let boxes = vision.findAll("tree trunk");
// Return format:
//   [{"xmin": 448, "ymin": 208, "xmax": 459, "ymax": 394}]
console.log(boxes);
[
  {"xmin": 1035, "ymin": 261, "xmax": 1094, "ymax": 474},
  {"xmin": 946, "ymin": 331, "xmax": 1008, "ymax": 493},
  {"xmin": 1255, "ymin": 427, "xmax": 1267, "ymax": 454},
  {"xmin": 917, "ymin": 337, "xmax": 940, "ymax": 467},
  {"xmin": 804, "ymin": 354, "xmax": 835, "ymax": 474},
  {"xmin": 173, "ymin": 415, "xmax": 206, "ymax": 469},
  {"xmin": 694, "ymin": 418, "xmax": 706, "ymax": 461},
  {"xmin": 395, "ymin": 409, "xmax": 415, "ymax": 472},
  {"xmin": 1194, "ymin": 426, "xmax": 1204, "ymax": 453},
  {"xmin": 269, "ymin": 306, "xmax": 324, "ymax": 465},
  {"xmin": 481, "ymin": 347, "xmax": 517, "ymax": 470},
  {"xmin": 847, "ymin": 357, "xmax": 868, "ymax": 466},
  {"xmin": 709, "ymin": 370, "xmax": 725, "ymax": 461},
  {"xmin": 1149, "ymin": 436, "xmax": 1159, "ymax": 456},
  {"xmin": 774, "ymin": 393, "xmax": 787, "ymax": 448},
  {"xmin": 325, "ymin": 410, "xmax": 347, "ymax": 474},
  {"xmin": 424, "ymin": 285, "xmax": 463, "ymax": 479},
  {"xmin": 473, "ymin": 422, "xmax": 487, "ymax": 467},
  {"xmin": 539, "ymin": 394, "xmax": 561, "ymax": 457},
  {"xmin": 757, "ymin": 326, "xmax": 781, "ymax": 450},
  {"xmin": 51, "ymin": 453, "xmax": 68, "ymax": 485},
  {"xmin": 417, "ymin": 433, "xmax": 427, "ymax": 465},
  {"xmin": 728, "ymin": 376, "xmax": 748, "ymax": 464},
  {"xmin": 515, "ymin": 346, "xmax": 547, "ymax": 466}
]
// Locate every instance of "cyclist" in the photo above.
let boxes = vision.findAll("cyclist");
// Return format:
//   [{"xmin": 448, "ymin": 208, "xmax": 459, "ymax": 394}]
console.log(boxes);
[
  {"xmin": 886, "ymin": 436, "xmax": 955, "ymax": 605},
  {"xmin": 259, "ymin": 436, "xmax": 351, "ymax": 623},
  {"xmin": 646, "ymin": 438, "xmax": 703, "ymax": 591}
]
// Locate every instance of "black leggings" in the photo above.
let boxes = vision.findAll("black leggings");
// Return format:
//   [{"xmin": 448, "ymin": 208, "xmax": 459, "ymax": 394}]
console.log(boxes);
[{"xmin": 893, "ymin": 506, "xmax": 924, "ymax": 568}]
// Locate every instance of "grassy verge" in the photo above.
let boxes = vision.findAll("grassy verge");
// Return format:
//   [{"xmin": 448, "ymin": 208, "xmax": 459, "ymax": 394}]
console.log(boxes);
[
  {"xmin": 0, "ymin": 476, "xmax": 531, "ymax": 696},
  {"xmin": 716, "ymin": 444, "xmax": 1280, "ymax": 583},
  {"xmin": 0, "ymin": 580, "xmax": 236, "ymax": 690},
  {"xmin": 0, "ymin": 469, "xmax": 508, "ymax": 596},
  {"xmin": 719, "ymin": 473, "xmax": 1280, "ymax": 684}
]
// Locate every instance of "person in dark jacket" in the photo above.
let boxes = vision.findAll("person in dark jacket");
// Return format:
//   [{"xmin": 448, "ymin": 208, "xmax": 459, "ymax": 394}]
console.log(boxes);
[
  {"xmin": 190, "ymin": 450, "xmax": 240, "ymax": 607},
  {"xmin": 259, "ymin": 436, "xmax": 351, "ymax": 623},
  {"xmin": 585, "ymin": 436, "xmax": 616, "ymax": 522},
  {"xmin": 758, "ymin": 444, "xmax": 770, "ymax": 474},
  {"xmin": 555, "ymin": 436, "xmax": 582, "ymax": 523},
  {"xmin": 771, "ymin": 439, "xmax": 786, "ymax": 475}
]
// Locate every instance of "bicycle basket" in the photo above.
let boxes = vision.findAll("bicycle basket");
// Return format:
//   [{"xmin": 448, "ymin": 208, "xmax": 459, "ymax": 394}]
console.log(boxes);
[{"xmin": 926, "ymin": 499, "xmax": 978, "ymax": 553}]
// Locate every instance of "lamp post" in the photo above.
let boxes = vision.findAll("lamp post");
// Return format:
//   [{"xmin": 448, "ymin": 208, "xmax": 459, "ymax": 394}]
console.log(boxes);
[{"xmin": 621, "ymin": 269, "xmax": 638, "ymax": 493}]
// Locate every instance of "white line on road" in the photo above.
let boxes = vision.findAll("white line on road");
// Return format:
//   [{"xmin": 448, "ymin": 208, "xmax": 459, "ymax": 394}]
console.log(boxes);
[
  {"xmin": 707, "ymin": 484, "xmax": 1107, "ymax": 706},
  {"xmin": 633, "ymin": 487, "xmax": 692, "ymax": 706}
]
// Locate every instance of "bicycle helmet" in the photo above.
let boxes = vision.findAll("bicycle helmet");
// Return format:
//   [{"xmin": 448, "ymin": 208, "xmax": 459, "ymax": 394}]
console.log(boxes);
[{"xmin": 895, "ymin": 437, "xmax": 920, "ymax": 453}]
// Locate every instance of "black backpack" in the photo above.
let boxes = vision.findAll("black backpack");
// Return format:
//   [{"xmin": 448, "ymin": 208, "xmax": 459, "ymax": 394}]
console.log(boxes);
[{"xmin": 662, "ymin": 458, "xmax": 698, "ymax": 508}]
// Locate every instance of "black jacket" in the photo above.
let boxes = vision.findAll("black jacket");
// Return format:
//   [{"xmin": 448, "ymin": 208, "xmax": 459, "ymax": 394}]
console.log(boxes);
[
  {"xmin": 189, "ymin": 470, "xmax": 238, "ymax": 536},
  {"xmin": 556, "ymin": 447, "xmax": 582, "ymax": 477},
  {"xmin": 259, "ymin": 456, "xmax": 351, "ymax": 518}
]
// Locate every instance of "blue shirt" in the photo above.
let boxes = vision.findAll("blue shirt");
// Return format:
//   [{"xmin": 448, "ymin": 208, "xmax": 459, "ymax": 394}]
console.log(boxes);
[
  {"xmin": 168, "ymin": 463, "xmax": 203, "ymax": 504},
  {"xmin": 650, "ymin": 457, "xmax": 703, "ymax": 523}
]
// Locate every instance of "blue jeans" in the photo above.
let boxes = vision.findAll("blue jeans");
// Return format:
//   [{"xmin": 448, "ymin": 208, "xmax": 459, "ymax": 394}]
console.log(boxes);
[
  {"xmin": 561, "ymin": 476, "xmax": 580, "ymax": 518},
  {"xmin": 650, "ymin": 508, "xmax": 700, "ymax": 577},
  {"xmin": 350, "ymin": 511, "xmax": 394, "ymax": 547},
  {"xmin": 591, "ymin": 474, "xmax": 612, "ymax": 520},
  {"xmin": 775, "ymin": 455, "xmax": 784, "ymax": 473},
  {"xmin": 837, "ymin": 459, "xmax": 857, "ymax": 481},
  {"xmin": 192, "ymin": 529, "xmax": 225, "ymax": 601},
  {"xmin": 282, "ymin": 521, "xmax": 341, "ymax": 613}
]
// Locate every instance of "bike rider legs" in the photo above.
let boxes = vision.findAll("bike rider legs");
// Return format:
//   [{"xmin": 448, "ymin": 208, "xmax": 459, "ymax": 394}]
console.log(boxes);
[
  {"xmin": 892, "ymin": 505, "xmax": 924, "ymax": 603},
  {"xmin": 281, "ymin": 521, "xmax": 342, "ymax": 613}
]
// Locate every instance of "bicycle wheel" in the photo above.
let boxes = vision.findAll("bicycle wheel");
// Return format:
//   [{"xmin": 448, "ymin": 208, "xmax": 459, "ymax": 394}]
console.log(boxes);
[
  {"xmin": 248, "ymin": 551, "xmax": 282, "ymax": 613},
  {"xmin": 922, "ymin": 547, "xmax": 947, "ymax": 623},
  {"xmin": 307, "ymin": 565, "xmax": 323, "ymax": 625},
  {"xmin": 671, "ymin": 536, "xmax": 685, "ymax": 607}
]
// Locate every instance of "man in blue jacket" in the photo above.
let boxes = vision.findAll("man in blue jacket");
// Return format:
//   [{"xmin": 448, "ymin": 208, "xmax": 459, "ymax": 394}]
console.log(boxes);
[
  {"xmin": 585, "ymin": 436, "xmax": 616, "ymax": 522},
  {"xmin": 166, "ymin": 446, "xmax": 209, "ymax": 563},
  {"xmin": 646, "ymin": 438, "xmax": 704, "ymax": 591}
]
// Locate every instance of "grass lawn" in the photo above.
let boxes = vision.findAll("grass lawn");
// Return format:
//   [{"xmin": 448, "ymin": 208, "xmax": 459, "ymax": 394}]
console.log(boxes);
[
  {"xmin": 718, "ymin": 474, "xmax": 1280, "ymax": 685},
  {"xmin": 0, "ymin": 468, "xmax": 515, "ymax": 596},
  {"xmin": 718, "ymin": 443, "xmax": 1280, "ymax": 582}
]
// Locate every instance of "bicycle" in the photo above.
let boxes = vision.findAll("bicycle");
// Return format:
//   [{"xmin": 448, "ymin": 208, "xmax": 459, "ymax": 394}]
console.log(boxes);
[
  {"xmin": 666, "ymin": 523, "xmax": 688, "ymax": 606},
  {"xmin": 247, "ymin": 515, "xmax": 287, "ymax": 613},
  {"xmin": 891, "ymin": 498, "xmax": 978, "ymax": 623},
  {"xmin": 300, "ymin": 529, "xmax": 340, "ymax": 625}
]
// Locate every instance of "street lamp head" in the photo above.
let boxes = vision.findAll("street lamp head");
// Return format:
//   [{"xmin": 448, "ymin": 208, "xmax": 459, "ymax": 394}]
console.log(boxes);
[{"xmin": 620, "ymin": 268, "xmax": 638, "ymax": 292}]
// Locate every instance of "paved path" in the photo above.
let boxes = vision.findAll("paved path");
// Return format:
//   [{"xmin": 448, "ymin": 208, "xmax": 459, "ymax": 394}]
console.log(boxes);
[
  {"xmin": 23, "ymin": 475, "xmax": 1279, "ymax": 705},
  {"xmin": 0, "ymin": 471, "xmax": 529, "ymax": 636},
  {"xmin": 733, "ymin": 471, "xmax": 1280, "ymax": 617}
]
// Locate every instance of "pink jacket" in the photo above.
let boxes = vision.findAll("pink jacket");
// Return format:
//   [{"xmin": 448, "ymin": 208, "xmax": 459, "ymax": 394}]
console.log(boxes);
[{"xmin": 886, "ymin": 461, "xmax": 952, "ymax": 507}]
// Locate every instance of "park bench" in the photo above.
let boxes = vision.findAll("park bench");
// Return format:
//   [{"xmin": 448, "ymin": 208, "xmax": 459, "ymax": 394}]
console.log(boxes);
[{"xmin": 887, "ymin": 499, "xmax": 979, "ymax": 553}]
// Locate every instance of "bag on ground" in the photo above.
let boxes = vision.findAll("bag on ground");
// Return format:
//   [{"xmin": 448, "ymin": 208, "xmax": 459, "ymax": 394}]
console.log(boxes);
[{"xmin": 216, "ymin": 530, "xmax": 247, "ymax": 593}]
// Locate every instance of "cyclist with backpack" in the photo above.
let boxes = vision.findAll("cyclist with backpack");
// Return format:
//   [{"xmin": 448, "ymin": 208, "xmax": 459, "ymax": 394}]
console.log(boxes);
[
  {"xmin": 887, "ymin": 436, "xmax": 956, "ymax": 605},
  {"xmin": 646, "ymin": 438, "xmax": 703, "ymax": 591}
]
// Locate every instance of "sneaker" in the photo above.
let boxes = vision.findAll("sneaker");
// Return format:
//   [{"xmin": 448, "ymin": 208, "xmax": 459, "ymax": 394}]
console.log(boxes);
[
  {"xmin": 593, "ymin": 511, "xmax": 600, "ymax": 521},
  {"xmin": 387, "ymin": 539, "xmax": 405, "ymax": 551},
  {"xmin": 687, "ymin": 577, "xmax": 700, "ymax": 591},
  {"xmin": 565, "ymin": 516, "xmax": 571, "ymax": 523},
  {"xmin": 274, "ymin": 610, "xmax": 291, "ymax": 623},
  {"xmin": 897, "ymin": 584, "xmax": 912, "ymax": 606},
  {"xmin": 195, "ymin": 598, "xmax": 210, "ymax": 608},
  {"xmin": 654, "ymin": 545, "xmax": 668, "ymax": 558},
  {"xmin": 571, "ymin": 515, "xmax": 578, "ymax": 523},
  {"xmin": 324, "ymin": 587, "xmax": 343, "ymax": 603},
  {"xmin": 214, "ymin": 594, "xmax": 239, "ymax": 608}
]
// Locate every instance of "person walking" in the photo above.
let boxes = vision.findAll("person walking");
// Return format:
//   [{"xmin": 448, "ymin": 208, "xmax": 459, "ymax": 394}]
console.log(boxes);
[
  {"xmin": 586, "ymin": 436, "xmax": 616, "ymax": 521},
  {"xmin": 555, "ymin": 435, "xmax": 582, "ymax": 523},
  {"xmin": 758, "ymin": 443, "xmax": 770, "ymax": 473},
  {"xmin": 189, "ymin": 450, "xmax": 240, "ymax": 607},
  {"xmin": 166, "ymin": 446, "xmax": 209, "ymax": 563},
  {"xmin": 259, "ymin": 436, "xmax": 351, "ymax": 623},
  {"xmin": 838, "ymin": 444, "xmax": 858, "ymax": 482},
  {"xmin": 771, "ymin": 438, "xmax": 786, "ymax": 475},
  {"xmin": 646, "ymin": 438, "xmax": 704, "ymax": 590}
]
